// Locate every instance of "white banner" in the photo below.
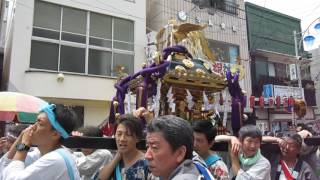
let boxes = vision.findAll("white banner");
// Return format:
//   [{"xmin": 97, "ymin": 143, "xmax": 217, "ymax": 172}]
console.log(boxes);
[
  {"xmin": 273, "ymin": 85, "xmax": 304, "ymax": 99},
  {"xmin": 289, "ymin": 64, "xmax": 297, "ymax": 80}
]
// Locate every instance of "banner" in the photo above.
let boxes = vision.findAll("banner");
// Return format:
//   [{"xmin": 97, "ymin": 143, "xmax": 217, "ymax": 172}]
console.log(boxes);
[
  {"xmin": 273, "ymin": 85, "xmax": 304, "ymax": 99},
  {"xmin": 289, "ymin": 64, "xmax": 297, "ymax": 80}
]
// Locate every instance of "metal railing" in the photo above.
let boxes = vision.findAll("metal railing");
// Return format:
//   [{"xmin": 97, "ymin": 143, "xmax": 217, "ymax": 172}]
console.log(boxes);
[{"xmin": 212, "ymin": 0, "xmax": 238, "ymax": 15}]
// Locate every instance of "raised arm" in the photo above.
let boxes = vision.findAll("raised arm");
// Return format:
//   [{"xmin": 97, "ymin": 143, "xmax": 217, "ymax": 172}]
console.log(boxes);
[
  {"xmin": 215, "ymin": 135, "xmax": 241, "ymax": 154},
  {"xmin": 98, "ymin": 152, "xmax": 121, "ymax": 180}
]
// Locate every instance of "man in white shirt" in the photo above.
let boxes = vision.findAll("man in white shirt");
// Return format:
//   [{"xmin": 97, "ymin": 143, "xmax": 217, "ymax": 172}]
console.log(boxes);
[
  {"xmin": 1, "ymin": 104, "xmax": 80, "ymax": 180},
  {"xmin": 229, "ymin": 125, "xmax": 271, "ymax": 180},
  {"xmin": 71, "ymin": 126, "xmax": 113, "ymax": 180}
]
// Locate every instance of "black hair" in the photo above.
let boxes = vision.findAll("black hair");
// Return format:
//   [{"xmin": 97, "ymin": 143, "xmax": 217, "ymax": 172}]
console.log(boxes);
[
  {"xmin": 238, "ymin": 125, "xmax": 262, "ymax": 142},
  {"xmin": 147, "ymin": 115, "xmax": 193, "ymax": 160},
  {"xmin": 117, "ymin": 114, "xmax": 143, "ymax": 140},
  {"xmin": 296, "ymin": 123, "xmax": 315, "ymax": 135},
  {"xmin": 192, "ymin": 120, "xmax": 217, "ymax": 143},
  {"xmin": 77, "ymin": 126, "xmax": 103, "ymax": 137},
  {"xmin": 53, "ymin": 104, "xmax": 78, "ymax": 137}
]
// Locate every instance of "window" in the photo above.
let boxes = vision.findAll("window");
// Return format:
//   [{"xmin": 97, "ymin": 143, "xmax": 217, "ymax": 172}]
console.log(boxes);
[
  {"xmin": 30, "ymin": 0, "xmax": 134, "ymax": 77},
  {"xmin": 208, "ymin": 40, "xmax": 240, "ymax": 63}
]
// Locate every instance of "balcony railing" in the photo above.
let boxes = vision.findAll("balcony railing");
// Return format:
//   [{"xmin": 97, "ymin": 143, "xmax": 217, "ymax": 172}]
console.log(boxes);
[{"xmin": 212, "ymin": 0, "xmax": 238, "ymax": 15}]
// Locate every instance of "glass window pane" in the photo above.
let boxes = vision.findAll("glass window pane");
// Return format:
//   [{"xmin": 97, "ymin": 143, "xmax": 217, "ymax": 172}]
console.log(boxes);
[
  {"xmin": 209, "ymin": 40, "xmax": 230, "ymax": 63},
  {"xmin": 88, "ymin": 49, "xmax": 112, "ymax": 76},
  {"xmin": 33, "ymin": 1, "xmax": 60, "ymax": 30},
  {"xmin": 62, "ymin": 7, "xmax": 86, "ymax": 35},
  {"xmin": 268, "ymin": 62, "xmax": 276, "ymax": 77},
  {"xmin": 60, "ymin": 45, "xmax": 85, "ymax": 73},
  {"xmin": 114, "ymin": 18, "xmax": 134, "ymax": 43},
  {"xmin": 32, "ymin": 28, "xmax": 59, "ymax": 39},
  {"xmin": 255, "ymin": 59, "xmax": 268, "ymax": 81},
  {"xmin": 30, "ymin": 40, "xmax": 58, "ymax": 70},
  {"xmin": 114, "ymin": 41, "xmax": 134, "ymax": 51},
  {"xmin": 89, "ymin": 37, "xmax": 112, "ymax": 48},
  {"xmin": 275, "ymin": 63, "xmax": 288, "ymax": 78},
  {"xmin": 113, "ymin": 53, "xmax": 134, "ymax": 76},
  {"xmin": 90, "ymin": 13, "xmax": 112, "ymax": 39},
  {"xmin": 62, "ymin": 32, "xmax": 86, "ymax": 44},
  {"xmin": 229, "ymin": 45, "xmax": 239, "ymax": 64}
]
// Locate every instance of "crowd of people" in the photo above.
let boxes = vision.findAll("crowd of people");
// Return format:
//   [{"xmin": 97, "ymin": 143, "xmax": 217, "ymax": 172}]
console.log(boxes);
[{"xmin": 0, "ymin": 104, "xmax": 319, "ymax": 180}]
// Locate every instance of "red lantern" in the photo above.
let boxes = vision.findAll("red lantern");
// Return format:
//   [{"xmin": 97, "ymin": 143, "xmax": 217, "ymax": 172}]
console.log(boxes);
[
  {"xmin": 269, "ymin": 97, "xmax": 274, "ymax": 108},
  {"xmin": 276, "ymin": 96, "xmax": 281, "ymax": 109},
  {"xmin": 250, "ymin": 96, "xmax": 255, "ymax": 109},
  {"xmin": 259, "ymin": 96, "xmax": 264, "ymax": 108},
  {"xmin": 288, "ymin": 96, "xmax": 294, "ymax": 112}
]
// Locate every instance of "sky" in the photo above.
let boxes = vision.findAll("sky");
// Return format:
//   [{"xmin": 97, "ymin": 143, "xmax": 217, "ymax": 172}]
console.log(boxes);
[{"xmin": 244, "ymin": 0, "xmax": 320, "ymax": 50}]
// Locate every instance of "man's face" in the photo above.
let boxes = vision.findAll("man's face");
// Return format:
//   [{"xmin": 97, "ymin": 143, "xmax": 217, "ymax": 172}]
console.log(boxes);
[
  {"xmin": 145, "ymin": 132, "xmax": 184, "ymax": 179},
  {"xmin": 241, "ymin": 137, "xmax": 261, "ymax": 157},
  {"xmin": 32, "ymin": 112, "xmax": 56, "ymax": 146},
  {"xmin": 193, "ymin": 132, "xmax": 211, "ymax": 158},
  {"xmin": 280, "ymin": 138, "xmax": 300, "ymax": 158},
  {"xmin": 115, "ymin": 123, "xmax": 138, "ymax": 154}
]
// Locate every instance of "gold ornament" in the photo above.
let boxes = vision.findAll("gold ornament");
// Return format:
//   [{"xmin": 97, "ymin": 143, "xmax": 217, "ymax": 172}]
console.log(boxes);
[
  {"xmin": 175, "ymin": 65, "xmax": 187, "ymax": 74},
  {"xmin": 182, "ymin": 59, "xmax": 194, "ymax": 68},
  {"xmin": 230, "ymin": 64, "xmax": 245, "ymax": 80},
  {"xmin": 203, "ymin": 62, "xmax": 211, "ymax": 70},
  {"xmin": 196, "ymin": 68, "xmax": 206, "ymax": 76},
  {"xmin": 113, "ymin": 101, "xmax": 119, "ymax": 107}
]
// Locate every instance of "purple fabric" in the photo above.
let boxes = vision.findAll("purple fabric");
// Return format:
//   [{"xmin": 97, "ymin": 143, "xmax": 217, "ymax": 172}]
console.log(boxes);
[
  {"xmin": 162, "ymin": 45, "xmax": 193, "ymax": 60},
  {"xmin": 108, "ymin": 60, "xmax": 170, "ymax": 123},
  {"xmin": 227, "ymin": 70, "xmax": 245, "ymax": 135}
]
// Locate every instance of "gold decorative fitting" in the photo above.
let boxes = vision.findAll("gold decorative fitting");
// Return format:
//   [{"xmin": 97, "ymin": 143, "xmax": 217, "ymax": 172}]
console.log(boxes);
[
  {"xmin": 196, "ymin": 68, "xmax": 206, "ymax": 76},
  {"xmin": 113, "ymin": 101, "xmax": 119, "ymax": 107},
  {"xmin": 115, "ymin": 113, "xmax": 121, "ymax": 119},
  {"xmin": 153, "ymin": 51, "xmax": 162, "ymax": 64},
  {"xmin": 230, "ymin": 64, "xmax": 245, "ymax": 80},
  {"xmin": 182, "ymin": 59, "xmax": 194, "ymax": 68},
  {"xmin": 175, "ymin": 65, "xmax": 187, "ymax": 74},
  {"xmin": 203, "ymin": 62, "xmax": 211, "ymax": 70}
]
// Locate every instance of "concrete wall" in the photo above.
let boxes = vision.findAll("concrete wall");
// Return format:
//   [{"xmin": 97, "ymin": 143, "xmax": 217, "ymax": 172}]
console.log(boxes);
[
  {"xmin": 4, "ymin": 0, "xmax": 146, "ymax": 125},
  {"xmin": 310, "ymin": 48, "xmax": 320, "ymax": 119}
]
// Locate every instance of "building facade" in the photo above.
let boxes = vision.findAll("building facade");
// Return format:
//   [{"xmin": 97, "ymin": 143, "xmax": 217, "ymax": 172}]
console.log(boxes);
[
  {"xmin": 310, "ymin": 48, "xmax": 320, "ymax": 120},
  {"xmin": 246, "ymin": 2, "xmax": 316, "ymax": 134},
  {"xmin": 147, "ymin": 0, "xmax": 252, "ymax": 119},
  {"xmin": 1, "ymin": 0, "xmax": 146, "ymax": 126}
]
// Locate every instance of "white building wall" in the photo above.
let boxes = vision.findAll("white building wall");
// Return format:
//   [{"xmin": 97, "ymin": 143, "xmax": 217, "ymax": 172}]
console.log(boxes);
[
  {"xmin": 4, "ymin": 0, "xmax": 146, "ymax": 125},
  {"xmin": 310, "ymin": 48, "xmax": 320, "ymax": 119}
]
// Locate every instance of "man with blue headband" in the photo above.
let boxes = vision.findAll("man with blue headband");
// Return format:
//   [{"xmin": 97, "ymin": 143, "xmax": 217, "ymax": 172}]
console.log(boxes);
[{"xmin": 1, "ymin": 104, "xmax": 80, "ymax": 180}]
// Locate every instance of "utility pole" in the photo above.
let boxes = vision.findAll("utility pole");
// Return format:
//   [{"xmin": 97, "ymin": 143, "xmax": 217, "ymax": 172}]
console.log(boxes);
[{"xmin": 293, "ymin": 30, "xmax": 303, "ymax": 90}]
